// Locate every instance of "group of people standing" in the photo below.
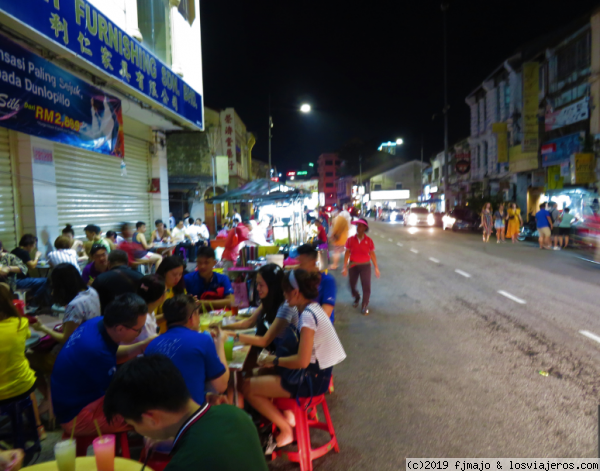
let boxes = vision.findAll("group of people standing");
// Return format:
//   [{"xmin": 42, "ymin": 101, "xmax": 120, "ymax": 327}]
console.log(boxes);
[{"xmin": 481, "ymin": 202, "xmax": 523, "ymax": 243}]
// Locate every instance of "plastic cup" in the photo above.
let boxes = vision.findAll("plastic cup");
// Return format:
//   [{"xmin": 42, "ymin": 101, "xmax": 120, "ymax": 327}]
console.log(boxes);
[
  {"xmin": 224, "ymin": 337, "xmax": 234, "ymax": 362},
  {"xmin": 231, "ymin": 305, "xmax": 239, "ymax": 316},
  {"xmin": 200, "ymin": 316, "xmax": 210, "ymax": 332},
  {"xmin": 54, "ymin": 439, "xmax": 76, "ymax": 471},
  {"xmin": 93, "ymin": 435, "xmax": 115, "ymax": 471}
]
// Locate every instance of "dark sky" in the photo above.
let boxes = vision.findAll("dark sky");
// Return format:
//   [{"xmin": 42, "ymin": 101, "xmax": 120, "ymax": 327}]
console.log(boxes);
[{"xmin": 200, "ymin": 0, "xmax": 599, "ymax": 172}]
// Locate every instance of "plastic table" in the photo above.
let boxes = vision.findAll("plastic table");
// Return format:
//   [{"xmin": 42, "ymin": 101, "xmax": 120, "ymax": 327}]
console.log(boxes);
[{"xmin": 23, "ymin": 457, "xmax": 154, "ymax": 470}]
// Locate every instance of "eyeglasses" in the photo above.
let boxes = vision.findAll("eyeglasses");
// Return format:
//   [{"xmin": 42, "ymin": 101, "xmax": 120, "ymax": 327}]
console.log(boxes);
[{"xmin": 121, "ymin": 324, "xmax": 144, "ymax": 335}]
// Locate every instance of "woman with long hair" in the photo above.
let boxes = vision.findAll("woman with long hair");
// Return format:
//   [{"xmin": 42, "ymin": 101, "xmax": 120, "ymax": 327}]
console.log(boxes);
[
  {"xmin": 155, "ymin": 255, "xmax": 186, "ymax": 333},
  {"xmin": 123, "ymin": 274, "xmax": 166, "ymax": 344},
  {"xmin": 243, "ymin": 269, "xmax": 346, "ymax": 452},
  {"xmin": 493, "ymin": 203, "xmax": 506, "ymax": 243},
  {"xmin": 481, "ymin": 202, "xmax": 493, "ymax": 243},
  {"xmin": 506, "ymin": 202, "xmax": 523, "ymax": 243},
  {"xmin": 0, "ymin": 283, "xmax": 45, "ymax": 439},
  {"xmin": 224, "ymin": 264, "xmax": 297, "ymax": 353}
]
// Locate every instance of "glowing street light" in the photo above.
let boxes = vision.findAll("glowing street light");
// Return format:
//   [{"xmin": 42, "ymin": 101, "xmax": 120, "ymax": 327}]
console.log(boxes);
[
  {"xmin": 396, "ymin": 138, "xmax": 404, "ymax": 145},
  {"xmin": 300, "ymin": 104, "xmax": 311, "ymax": 113}
]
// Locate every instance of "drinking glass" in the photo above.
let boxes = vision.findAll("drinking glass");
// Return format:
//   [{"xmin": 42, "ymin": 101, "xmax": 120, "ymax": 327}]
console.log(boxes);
[
  {"xmin": 54, "ymin": 439, "xmax": 76, "ymax": 471},
  {"xmin": 93, "ymin": 435, "xmax": 115, "ymax": 471}
]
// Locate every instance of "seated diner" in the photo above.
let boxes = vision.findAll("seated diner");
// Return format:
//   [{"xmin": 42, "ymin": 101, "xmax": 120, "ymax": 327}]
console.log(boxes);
[
  {"xmin": 184, "ymin": 247, "xmax": 234, "ymax": 309},
  {"xmin": 155, "ymin": 255, "xmax": 186, "ymax": 333},
  {"xmin": 47, "ymin": 235, "xmax": 86, "ymax": 272},
  {"xmin": 81, "ymin": 243, "xmax": 109, "ymax": 285}
]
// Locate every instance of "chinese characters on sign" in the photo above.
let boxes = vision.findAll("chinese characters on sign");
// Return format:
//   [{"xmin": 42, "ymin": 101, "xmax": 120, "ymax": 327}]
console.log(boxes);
[
  {"xmin": 0, "ymin": 0, "xmax": 203, "ymax": 129},
  {"xmin": 522, "ymin": 62, "xmax": 539, "ymax": 153},
  {"xmin": 220, "ymin": 108, "xmax": 237, "ymax": 175}
]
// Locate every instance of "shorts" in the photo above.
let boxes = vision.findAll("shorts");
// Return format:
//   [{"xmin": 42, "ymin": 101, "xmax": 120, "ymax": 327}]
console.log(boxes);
[
  {"xmin": 538, "ymin": 227, "xmax": 551, "ymax": 238},
  {"xmin": 331, "ymin": 245, "xmax": 345, "ymax": 254},
  {"xmin": 494, "ymin": 220, "xmax": 505, "ymax": 230},
  {"xmin": 558, "ymin": 227, "xmax": 571, "ymax": 236},
  {"xmin": 280, "ymin": 366, "xmax": 333, "ymax": 398},
  {"xmin": 551, "ymin": 226, "xmax": 560, "ymax": 236}
]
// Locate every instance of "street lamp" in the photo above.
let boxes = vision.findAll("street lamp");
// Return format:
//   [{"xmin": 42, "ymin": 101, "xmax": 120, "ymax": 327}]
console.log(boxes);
[
  {"xmin": 300, "ymin": 103, "xmax": 311, "ymax": 113},
  {"xmin": 396, "ymin": 138, "xmax": 404, "ymax": 145}
]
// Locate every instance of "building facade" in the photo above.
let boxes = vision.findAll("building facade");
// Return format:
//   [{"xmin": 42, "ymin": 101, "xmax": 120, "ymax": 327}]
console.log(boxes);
[
  {"xmin": 318, "ymin": 153, "xmax": 340, "ymax": 208},
  {"xmin": 369, "ymin": 160, "xmax": 427, "ymax": 209},
  {"xmin": 0, "ymin": 0, "xmax": 204, "ymax": 252}
]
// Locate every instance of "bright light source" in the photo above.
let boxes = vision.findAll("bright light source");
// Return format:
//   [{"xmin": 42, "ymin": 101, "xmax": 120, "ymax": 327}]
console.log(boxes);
[
  {"xmin": 278, "ymin": 173, "xmax": 282, "ymax": 177},
  {"xmin": 396, "ymin": 138, "xmax": 404, "ymax": 145},
  {"xmin": 300, "ymin": 104, "xmax": 311, "ymax": 113},
  {"xmin": 308, "ymin": 163, "xmax": 314, "ymax": 167}
]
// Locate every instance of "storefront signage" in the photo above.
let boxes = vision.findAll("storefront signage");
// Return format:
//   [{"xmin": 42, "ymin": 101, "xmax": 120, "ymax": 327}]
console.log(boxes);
[
  {"xmin": 522, "ymin": 62, "xmax": 539, "ymax": 153},
  {"xmin": 371, "ymin": 190, "xmax": 410, "ymax": 200},
  {"xmin": 0, "ymin": 0, "xmax": 203, "ymax": 129},
  {"xmin": 0, "ymin": 34, "xmax": 124, "ymax": 156},
  {"xmin": 455, "ymin": 150, "xmax": 470, "ymax": 174},
  {"xmin": 570, "ymin": 153, "xmax": 595, "ymax": 184},
  {"xmin": 492, "ymin": 123, "xmax": 508, "ymax": 163},
  {"xmin": 541, "ymin": 132, "xmax": 581, "ymax": 168},
  {"xmin": 509, "ymin": 145, "xmax": 538, "ymax": 173},
  {"xmin": 545, "ymin": 97, "xmax": 589, "ymax": 132}
]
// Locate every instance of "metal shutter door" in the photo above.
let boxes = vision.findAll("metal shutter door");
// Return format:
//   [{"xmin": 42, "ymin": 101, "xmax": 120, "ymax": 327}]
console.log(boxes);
[
  {"xmin": 0, "ymin": 129, "xmax": 17, "ymax": 250},
  {"xmin": 54, "ymin": 135, "xmax": 152, "ymax": 235}
]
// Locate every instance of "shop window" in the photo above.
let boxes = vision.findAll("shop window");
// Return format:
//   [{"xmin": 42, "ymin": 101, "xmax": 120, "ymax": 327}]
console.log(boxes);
[
  {"xmin": 395, "ymin": 183, "xmax": 403, "ymax": 189},
  {"xmin": 483, "ymin": 142, "xmax": 488, "ymax": 170},
  {"xmin": 556, "ymin": 32, "xmax": 591, "ymax": 82},
  {"xmin": 433, "ymin": 168, "xmax": 439, "ymax": 181},
  {"xmin": 326, "ymin": 182, "xmax": 334, "ymax": 188},
  {"xmin": 374, "ymin": 184, "xmax": 382, "ymax": 191},
  {"xmin": 138, "ymin": 0, "xmax": 170, "ymax": 65},
  {"xmin": 326, "ymin": 172, "xmax": 333, "ymax": 177},
  {"xmin": 325, "ymin": 160, "xmax": 333, "ymax": 165}
]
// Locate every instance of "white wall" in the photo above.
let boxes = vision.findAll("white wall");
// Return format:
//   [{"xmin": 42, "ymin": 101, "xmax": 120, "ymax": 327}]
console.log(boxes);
[{"xmin": 88, "ymin": 0, "xmax": 127, "ymax": 30}]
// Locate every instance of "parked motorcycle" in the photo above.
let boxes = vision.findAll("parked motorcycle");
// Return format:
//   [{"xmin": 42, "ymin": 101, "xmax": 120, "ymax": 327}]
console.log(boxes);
[{"xmin": 517, "ymin": 218, "xmax": 538, "ymax": 241}]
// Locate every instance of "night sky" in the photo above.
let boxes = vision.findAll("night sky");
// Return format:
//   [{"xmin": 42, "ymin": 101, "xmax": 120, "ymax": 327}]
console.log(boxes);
[{"xmin": 200, "ymin": 0, "xmax": 599, "ymax": 172}]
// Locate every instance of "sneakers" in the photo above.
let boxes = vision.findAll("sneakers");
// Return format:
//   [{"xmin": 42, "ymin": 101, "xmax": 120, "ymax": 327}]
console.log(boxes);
[
  {"xmin": 361, "ymin": 306, "xmax": 369, "ymax": 315},
  {"xmin": 553, "ymin": 246, "xmax": 561, "ymax": 251}
]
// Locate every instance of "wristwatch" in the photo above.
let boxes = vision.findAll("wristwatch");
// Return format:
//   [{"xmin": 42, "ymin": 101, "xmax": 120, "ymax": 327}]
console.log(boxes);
[{"xmin": 273, "ymin": 357, "xmax": 279, "ymax": 367}]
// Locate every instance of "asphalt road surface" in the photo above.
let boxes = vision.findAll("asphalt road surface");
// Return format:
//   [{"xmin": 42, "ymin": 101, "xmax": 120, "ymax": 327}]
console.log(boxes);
[{"xmin": 271, "ymin": 220, "xmax": 600, "ymax": 471}]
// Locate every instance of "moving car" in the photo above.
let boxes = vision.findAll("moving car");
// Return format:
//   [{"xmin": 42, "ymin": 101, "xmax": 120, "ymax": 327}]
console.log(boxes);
[
  {"xmin": 404, "ymin": 207, "xmax": 435, "ymax": 227},
  {"xmin": 442, "ymin": 207, "xmax": 479, "ymax": 231}
]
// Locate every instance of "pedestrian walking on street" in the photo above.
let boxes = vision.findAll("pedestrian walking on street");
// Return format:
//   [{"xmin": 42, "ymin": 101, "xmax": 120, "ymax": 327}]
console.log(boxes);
[
  {"xmin": 342, "ymin": 218, "xmax": 380, "ymax": 315},
  {"xmin": 557, "ymin": 207, "xmax": 577, "ymax": 248},
  {"xmin": 535, "ymin": 203, "xmax": 553, "ymax": 250},
  {"xmin": 493, "ymin": 203, "xmax": 506, "ymax": 243},
  {"xmin": 506, "ymin": 202, "xmax": 522, "ymax": 243},
  {"xmin": 481, "ymin": 202, "xmax": 493, "ymax": 243},
  {"xmin": 549, "ymin": 202, "xmax": 561, "ymax": 250}
]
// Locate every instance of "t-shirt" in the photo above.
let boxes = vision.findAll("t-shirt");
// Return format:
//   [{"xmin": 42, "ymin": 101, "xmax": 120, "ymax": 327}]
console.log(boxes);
[
  {"xmin": 559, "ymin": 212, "xmax": 575, "ymax": 228},
  {"xmin": 345, "ymin": 235, "xmax": 375, "ymax": 264},
  {"xmin": 298, "ymin": 303, "xmax": 346, "ymax": 369},
  {"xmin": 124, "ymin": 311, "xmax": 157, "ymax": 344},
  {"xmin": 535, "ymin": 209, "xmax": 551, "ymax": 229},
  {"xmin": 274, "ymin": 302, "xmax": 298, "ymax": 336},
  {"xmin": 184, "ymin": 271, "xmax": 233, "ymax": 299},
  {"xmin": 171, "ymin": 227, "xmax": 187, "ymax": 243},
  {"xmin": 0, "ymin": 317, "xmax": 36, "ymax": 401},
  {"xmin": 318, "ymin": 272, "xmax": 337, "ymax": 323},
  {"xmin": 185, "ymin": 225, "xmax": 204, "ymax": 243},
  {"xmin": 145, "ymin": 326, "xmax": 226, "ymax": 404},
  {"xmin": 92, "ymin": 266, "xmax": 144, "ymax": 314},
  {"xmin": 11, "ymin": 248, "xmax": 31, "ymax": 279},
  {"xmin": 167, "ymin": 404, "xmax": 268, "ymax": 471},
  {"xmin": 63, "ymin": 287, "xmax": 101, "ymax": 325},
  {"xmin": 81, "ymin": 262, "xmax": 106, "ymax": 285},
  {"xmin": 550, "ymin": 208, "xmax": 560, "ymax": 224},
  {"xmin": 51, "ymin": 317, "xmax": 119, "ymax": 423},
  {"xmin": 0, "ymin": 253, "xmax": 27, "ymax": 291},
  {"xmin": 222, "ymin": 225, "xmax": 249, "ymax": 262},
  {"xmin": 47, "ymin": 249, "xmax": 80, "ymax": 272}
]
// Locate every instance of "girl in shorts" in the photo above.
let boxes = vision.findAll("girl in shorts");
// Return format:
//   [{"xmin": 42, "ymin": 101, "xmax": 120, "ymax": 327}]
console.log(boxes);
[{"xmin": 493, "ymin": 203, "xmax": 506, "ymax": 243}]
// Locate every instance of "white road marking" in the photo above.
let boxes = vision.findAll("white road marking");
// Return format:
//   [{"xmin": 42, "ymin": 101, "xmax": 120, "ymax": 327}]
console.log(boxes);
[
  {"xmin": 410, "ymin": 248, "xmax": 419, "ymax": 254},
  {"xmin": 397, "ymin": 242, "xmax": 403, "ymax": 247},
  {"xmin": 579, "ymin": 330, "xmax": 600, "ymax": 345},
  {"xmin": 498, "ymin": 290, "xmax": 526, "ymax": 304},
  {"xmin": 429, "ymin": 257, "xmax": 440, "ymax": 263},
  {"xmin": 455, "ymin": 269, "xmax": 471, "ymax": 278},
  {"xmin": 388, "ymin": 238, "xmax": 393, "ymax": 242}
]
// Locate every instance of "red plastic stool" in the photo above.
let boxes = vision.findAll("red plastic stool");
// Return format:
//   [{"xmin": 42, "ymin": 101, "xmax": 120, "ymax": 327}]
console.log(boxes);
[
  {"xmin": 61, "ymin": 431, "xmax": 130, "ymax": 458},
  {"xmin": 272, "ymin": 394, "xmax": 339, "ymax": 471}
]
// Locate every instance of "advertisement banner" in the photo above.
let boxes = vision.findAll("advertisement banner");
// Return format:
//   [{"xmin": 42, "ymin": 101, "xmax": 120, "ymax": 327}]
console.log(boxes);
[
  {"xmin": 545, "ymin": 96, "xmax": 589, "ymax": 131},
  {"xmin": 215, "ymin": 156, "xmax": 229, "ymax": 186},
  {"xmin": 508, "ymin": 145, "xmax": 538, "ymax": 173},
  {"xmin": 547, "ymin": 165, "xmax": 563, "ymax": 190},
  {"xmin": 570, "ymin": 153, "xmax": 595, "ymax": 184},
  {"xmin": 541, "ymin": 132, "xmax": 581, "ymax": 168},
  {"xmin": 0, "ymin": 34, "xmax": 124, "ymax": 157},
  {"xmin": 220, "ymin": 108, "xmax": 237, "ymax": 176},
  {"xmin": 0, "ymin": 0, "xmax": 203, "ymax": 130},
  {"xmin": 522, "ymin": 62, "xmax": 539, "ymax": 153},
  {"xmin": 493, "ymin": 122, "xmax": 508, "ymax": 163}
]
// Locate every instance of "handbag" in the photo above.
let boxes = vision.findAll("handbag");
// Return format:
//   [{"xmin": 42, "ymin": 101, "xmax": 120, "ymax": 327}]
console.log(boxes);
[{"xmin": 31, "ymin": 323, "xmax": 63, "ymax": 353}]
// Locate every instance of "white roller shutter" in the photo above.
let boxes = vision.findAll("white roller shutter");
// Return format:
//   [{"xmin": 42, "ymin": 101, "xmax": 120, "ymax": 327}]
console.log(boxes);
[
  {"xmin": 0, "ymin": 129, "xmax": 17, "ymax": 250},
  {"xmin": 54, "ymin": 134, "xmax": 152, "ymax": 236}
]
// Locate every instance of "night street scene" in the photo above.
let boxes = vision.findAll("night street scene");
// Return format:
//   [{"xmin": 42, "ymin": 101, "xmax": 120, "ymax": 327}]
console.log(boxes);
[{"xmin": 4, "ymin": 1, "xmax": 600, "ymax": 470}]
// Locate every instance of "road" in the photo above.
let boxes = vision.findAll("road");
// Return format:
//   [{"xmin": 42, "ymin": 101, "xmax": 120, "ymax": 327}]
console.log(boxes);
[{"xmin": 271, "ymin": 220, "xmax": 600, "ymax": 471}]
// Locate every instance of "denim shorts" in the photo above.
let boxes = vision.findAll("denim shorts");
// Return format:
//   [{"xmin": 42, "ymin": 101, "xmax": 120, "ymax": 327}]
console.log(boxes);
[{"xmin": 280, "ymin": 366, "xmax": 333, "ymax": 398}]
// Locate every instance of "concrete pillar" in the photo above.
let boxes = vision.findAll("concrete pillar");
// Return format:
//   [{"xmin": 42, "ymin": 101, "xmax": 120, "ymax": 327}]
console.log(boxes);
[
  {"xmin": 169, "ymin": 0, "xmax": 184, "ymax": 77},
  {"xmin": 125, "ymin": 0, "xmax": 143, "ymax": 42},
  {"xmin": 15, "ymin": 134, "xmax": 60, "ymax": 256},
  {"xmin": 151, "ymin": 131, "xmax": 169, "ymax": 224}
]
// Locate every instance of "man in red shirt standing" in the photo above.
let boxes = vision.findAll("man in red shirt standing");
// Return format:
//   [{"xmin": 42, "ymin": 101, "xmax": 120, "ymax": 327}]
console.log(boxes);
[
  {"xmin": 342, "ymin": 218, "xmax": 380, "ymax": 315},
  {"xmin": 221, "ymin": 220, "xmax": 251, "ymax": 268}
]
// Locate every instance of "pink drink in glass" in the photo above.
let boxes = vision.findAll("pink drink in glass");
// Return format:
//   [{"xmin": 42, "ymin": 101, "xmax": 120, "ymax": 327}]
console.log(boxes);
[{"xmin": 93, "ymin": 435, "xmax": 115, "ymax": 471}]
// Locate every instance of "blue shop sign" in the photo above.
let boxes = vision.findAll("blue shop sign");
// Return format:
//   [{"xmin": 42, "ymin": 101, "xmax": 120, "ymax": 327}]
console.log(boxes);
[
  {"xmin": 0, "ymin": 0, "xmax": 203, "ymax": 130},
  {"xmin": 541, "ymin": 132, "xmax": 581, "ymax": 168}
]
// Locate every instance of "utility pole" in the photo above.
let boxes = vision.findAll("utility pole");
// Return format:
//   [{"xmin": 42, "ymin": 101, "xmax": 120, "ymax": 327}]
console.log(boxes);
[
  {"xmin": 442, "ymin": 3, "xmax": 449, "ymax": 212},
  {"xmin": 359, "ymin": 155, "xmax": 363, "ymax": 213},
  {"xmin": 268, "ymin": 95, "xmax": 273, "ymax": 180},
  {"xmin": 421, "ymin": 133, "xmax": 424, "ymax": 202}
]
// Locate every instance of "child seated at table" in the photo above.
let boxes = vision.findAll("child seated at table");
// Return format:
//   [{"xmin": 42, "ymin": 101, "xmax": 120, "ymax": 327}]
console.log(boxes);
[
  {"xmin": 145, "ymin": 295, "xmax": 229, "ymax": 405},
  {"xmin": 184, "ymin": 247, "xmax": 234, "ymax": 309},
  {"xmin": 103, "ymin": 355, "xmax": 268, "ymax": 471},
  {"xmin": 51, "ymin": 293, "xmax": 155, "ymax": 435}
]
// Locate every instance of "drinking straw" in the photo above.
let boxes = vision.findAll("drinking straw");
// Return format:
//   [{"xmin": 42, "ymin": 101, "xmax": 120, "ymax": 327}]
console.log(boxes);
[
  {"xmin": 209, "ymin": 302, "xmax": 214, "ymax": 313},
  {"xmin": 94, "ymin": 419, "xmax": 102, "ymax": 438},
  {"xmin": 69, "ymin": 417, "xmax": 77, "ymax": 441}
]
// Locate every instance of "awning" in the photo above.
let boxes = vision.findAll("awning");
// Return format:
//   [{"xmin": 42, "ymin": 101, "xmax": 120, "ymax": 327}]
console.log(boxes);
[{"xmin": 205, "ymin": 179, "xmax": 305, "ymax": 204}]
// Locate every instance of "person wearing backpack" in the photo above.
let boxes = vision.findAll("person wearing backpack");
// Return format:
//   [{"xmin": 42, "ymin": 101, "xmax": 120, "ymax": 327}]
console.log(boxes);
[{"xmin": 242, "ymin": 269, "xmax": 346, "ymax": 453}]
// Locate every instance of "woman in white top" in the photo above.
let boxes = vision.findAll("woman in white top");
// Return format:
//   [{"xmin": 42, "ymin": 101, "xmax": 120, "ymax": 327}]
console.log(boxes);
[
  {"xmin": 243, "ymin": 269, "xmax": 346, "ymax": 450},
  {"xmin": 224, "ymin": 263, "xmax": 298, "ymax": 355},
  {"xmin": 47, "ymin": 235, "xmax": 87, "ymax": 273},
  {"xmin": 127, "ymin": 274, "xmax": 166, "ymax": 344}
]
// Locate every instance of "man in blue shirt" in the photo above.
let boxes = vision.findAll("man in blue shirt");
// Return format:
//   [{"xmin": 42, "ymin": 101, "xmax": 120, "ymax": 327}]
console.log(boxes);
[
  {"xmin": 51, "ymin": 293, "xmax": 155, "ymax": 435},
  {"xmin": 535, "ymin": 203, "xmax": 553, "ymax": 250},
  {"xmin": 145, "ymin": 295, "xmax": 229, "ymax": 405},
  {"xmin": 184, "ymin": 247, "xmax": 234, "ymax": 309},
  {"xmin": 296, "ymin": 244, "xmax": 337, "ymax": 322}
]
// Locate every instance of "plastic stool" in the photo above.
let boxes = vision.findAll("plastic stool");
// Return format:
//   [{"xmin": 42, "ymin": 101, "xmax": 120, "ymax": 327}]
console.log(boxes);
[
  {"xmin": 61, "ymin": 431, "xmax": 130, "ymax": 458},
  {"xmin": 272, "ymin": 394, "xmax": 339, "ymax": 471},
  {"xmin": 0, "ymin": 395, "xmax": 42, "ymax": 457}
]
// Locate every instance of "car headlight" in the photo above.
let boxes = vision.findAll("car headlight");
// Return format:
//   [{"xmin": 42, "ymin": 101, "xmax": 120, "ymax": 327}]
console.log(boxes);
[
  {"xmin": 408, "ymin": 214, "xmax": 418, "ymax": 225},
  {"xmin": 427, "ymin": 214, "xmax": 434, "ymax": 226},
  {"xmin": 391, "ymin": 211, "xmax": 397, "ymax": 221},
  {"xmin": 444, "ymin": 217, "xmax": 455, "ymax": 224}
]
